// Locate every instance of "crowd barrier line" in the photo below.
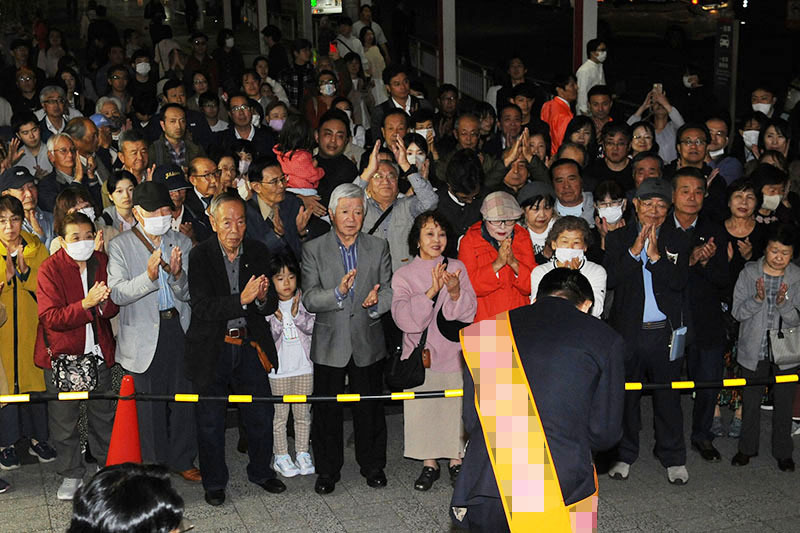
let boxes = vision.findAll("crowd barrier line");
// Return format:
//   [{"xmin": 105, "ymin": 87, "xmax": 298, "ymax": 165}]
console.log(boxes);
[{"xmin": 1, "ymin": 374, "xmax": 798, "ymax": 404}]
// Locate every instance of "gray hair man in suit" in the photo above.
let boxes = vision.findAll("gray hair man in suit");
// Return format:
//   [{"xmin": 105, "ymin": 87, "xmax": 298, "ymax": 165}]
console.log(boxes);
[
  {"xmin": 301, "ymin": 182, "xmax": 393, "ymax": 495},
  {"xmin": 107, "ymin": 181, "xmax": 200, "ymax": 483}
]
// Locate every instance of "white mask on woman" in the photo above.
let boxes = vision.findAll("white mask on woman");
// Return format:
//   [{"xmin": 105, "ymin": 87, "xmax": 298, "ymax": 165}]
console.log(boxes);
[
  {"xmin": 555, "ymin": 247, "xmax": 585, "ymax": 264},
  {"xmin": 64, "ymin": 239, "xmax": 95, "ymax": 262},
  {"xmin": 597, "ymin": 205, "xmax": 623, "ymax": 224}
]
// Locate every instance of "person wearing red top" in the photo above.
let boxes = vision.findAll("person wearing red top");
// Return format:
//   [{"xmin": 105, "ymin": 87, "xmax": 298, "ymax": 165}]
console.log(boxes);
[
  {"xmin": 541, "ymin": 73, "xmax": 578, "ymax": 156},
  {"xmin": 35, "ymin": 212, "xmax": 118, "ymax": 501},
  {"xmin": 459, "ymin": 192, "xmax": 536, "ymax": 322}
]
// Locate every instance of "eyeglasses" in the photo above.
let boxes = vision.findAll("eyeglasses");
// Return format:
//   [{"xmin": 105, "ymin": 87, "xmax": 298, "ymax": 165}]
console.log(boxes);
[
  {"xmin": 193, "ymin": 79, "xmax": 208, "ymax": 85},
  {"xmin": 192, "ymin": 170, "xmax": 221, "ymax": 180},
  {"xmin": 43, "ymin": 98, "xmax": 66, "ymax": 105},
  {"xmin": 679, "ymin": 138, "xmax": 707, "ymax": 146},
  {"xmin": 264, "ymin": 175, "xmax": 288, "ymax": 186},
  {"xmin": 51, "ymin": 147, "xmax": 77, "ymax": 155},
  {"xmin": 638, "ymin": 200, "xmax": 669, "ymax": 211},
  {"xmin": 17, "ymin": 76, "xmax": 33, "ymax": 82},
  {"xmin": 604, "ymin": 141, "xmax": 628, "ymax": 147},
  {"xmin": 231, "ymin": 105, "xmax": 250, "ymax": 112},
  {"xmin": 486, "ymin": 219, "xmax": 517, "ymax": 228},
  {"xmin": 0, "ymin": 216, "xmax": 22, "ymax": 226},
  {"xmin": 372, "ymin": 172, "xmax": 398, "ymax": 182}
]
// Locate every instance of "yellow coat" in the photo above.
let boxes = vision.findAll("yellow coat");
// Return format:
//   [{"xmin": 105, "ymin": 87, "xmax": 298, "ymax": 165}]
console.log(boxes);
[{"xmin": 0, "ymin": 232, "xmax": 48, "ymax": 393}]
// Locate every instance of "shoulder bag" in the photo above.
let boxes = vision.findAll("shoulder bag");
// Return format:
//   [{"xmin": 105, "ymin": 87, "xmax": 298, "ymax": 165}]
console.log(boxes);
[{"xmin": 768, "ymin": 311, "xmax": 800, "ymax": 368}]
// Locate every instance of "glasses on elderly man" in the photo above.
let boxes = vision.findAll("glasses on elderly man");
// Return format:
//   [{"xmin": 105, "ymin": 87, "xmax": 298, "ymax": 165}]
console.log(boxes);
[{"xmin": 486, "ymin": 219, "xmax": 518, "ymax": 228}]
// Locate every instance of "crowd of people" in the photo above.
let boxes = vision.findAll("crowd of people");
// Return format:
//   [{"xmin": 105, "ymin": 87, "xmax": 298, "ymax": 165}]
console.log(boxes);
[{"xmin": 0, "ymin": 2, "xmax": 799, "ymax": 529}]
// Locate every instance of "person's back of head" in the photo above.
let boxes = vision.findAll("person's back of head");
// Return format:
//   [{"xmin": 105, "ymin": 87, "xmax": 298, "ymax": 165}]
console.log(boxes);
[
  {"xmin": 277, "ymin": 113, "xmax": 315, "ymax": 153},
  {"xmin": 536, "ymin": 267, "xmax": 595, "ymax": 313},
  {"xmin": 446, "ymin": 148, "xmax": 484, "ymax": 195},
  {"xmin": 68, "ymin": 463, "xmax": 183, "ymax": 533}
]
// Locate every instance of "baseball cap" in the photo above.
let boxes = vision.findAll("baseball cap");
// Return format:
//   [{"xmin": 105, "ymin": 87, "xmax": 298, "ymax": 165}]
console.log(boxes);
[
  {"xmin": 89, "ymin": 113, "xmax": 112, "ymax": 129},
  {"xmin": 480, "ymin": 191, "xmax": 522, "ymax": 222},
  {"xmin": 0, "ymin": 166, "xmax": 35, "ymax": 192},
  {"xmin": 152, "ymin": 164, "xmax": 192, "ymax": 191},
  {"xmin": 132, "ymin": 181, "xmax": 174, "ymax": 211},
  {"xmin": 634, "ymin": 178, "xmax": 672, "ymax": 204}
]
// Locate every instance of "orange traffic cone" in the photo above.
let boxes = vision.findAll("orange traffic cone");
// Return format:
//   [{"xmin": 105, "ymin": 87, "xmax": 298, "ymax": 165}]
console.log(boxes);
[{"xmin": 106, "ymin": 374, "xmax": 142, "ymax": 466}]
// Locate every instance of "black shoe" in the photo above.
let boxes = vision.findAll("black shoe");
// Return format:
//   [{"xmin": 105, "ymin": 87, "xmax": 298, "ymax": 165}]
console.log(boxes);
[
  {"xmin": 258, "ymin": 478, "xmax": 286, "ymax": 494},
  {"xmin": 314, "ymin": 473, "xmax": 340, "ymax": 495},
  {"xmin": 448, "ymin": 464, "xmax": 462, "ymax": 487},
  {"xmin": 778, "ymin": 458, "xmax": 795, "ymax": 472},
  {"xmin": 414, "ymin": 466, "xmax": 440, "ymax": 491},
  {"xmin": 237, "ymin": 435, "xmax": 248, "ymax": 454},
  {"xmin": 731, "ymin": 452, "xmax": 753, "ymax": 466},
  {"xmin": 83, "ymin": 442, "xmax": 96, "ymax": 464},
  {"xmin": 363, "ymin": 469, "xmax": 387, "ymax": 488},
  {"xmin": 204, "ymin": 489, "xmax": 226, "ymax": 506},
  {"xmin": 691, "ymin": 440, "xmax": 721, "ymax": 462}
]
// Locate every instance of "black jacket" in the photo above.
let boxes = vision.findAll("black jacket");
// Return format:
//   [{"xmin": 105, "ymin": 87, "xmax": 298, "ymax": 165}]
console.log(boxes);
[
  {"xmin": 182, "ymin": 189, "xmax": 214, "ymax": 243},
  {"xmin": 244, "ymin": 193, "xmax": 302, "ymax": 261},
  {"xmin": 217, "ymin": 125, "xmax": 275, "ymax": 159},
  {"xmin": 185, "ymin": 237, "xmax": 279, "ymax": 391}
]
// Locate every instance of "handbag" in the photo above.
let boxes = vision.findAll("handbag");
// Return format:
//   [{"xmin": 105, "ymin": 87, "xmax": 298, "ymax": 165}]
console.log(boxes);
[
  {"xmin": 385, "ymin": 327, "xmax": 427, "ymax": 391},
  {"xmin": 768, "ymin": 313, "xmax": 800, "ymax": 368}
]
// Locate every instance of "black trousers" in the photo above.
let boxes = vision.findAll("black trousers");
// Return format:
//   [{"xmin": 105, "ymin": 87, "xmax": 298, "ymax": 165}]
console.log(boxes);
[
  {"xmin": 617, "ymin": 326, "xmax": 686, "ymax": 467},
  {"xmin": 311, "ymin": 358, "xmax": 387, "ymax": 477},
  {"xmin": 738, "ymin": 360, "xmax": 799, "ymax": 460},
  {"xmin": 195, "ymin": 342, "xmax": 275, "ymax": 491},
  {"xmin": 687, "ymin": 343, "xmax": 725, "ymax": 444}
]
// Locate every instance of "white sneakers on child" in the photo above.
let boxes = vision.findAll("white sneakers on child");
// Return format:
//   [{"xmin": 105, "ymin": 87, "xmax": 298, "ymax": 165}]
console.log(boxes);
[
  {"xmin": 273, "ymin": 454, "xmax": 301, "ymax": 478},
  {"xmin": 57, "ymin": 478, "xmax": 83, "ymax": 501},
  {"xmin": 295, "ymin": 452, "xmax": 315, "ymax": 475}
]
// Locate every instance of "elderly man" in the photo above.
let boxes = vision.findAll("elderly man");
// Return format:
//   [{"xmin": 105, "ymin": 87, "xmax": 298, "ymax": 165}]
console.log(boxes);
[
  {"xmin": 117, "ymin": 129, "xmax": 150, "ymax": 183},
  {"xmin": 107, "ymin": 181, "xmax": 199, "ymax": 483},
  {"xmin": 39, "ymin": 133, "xmax": 79, "ymax": 212},
  {"xmin": 0, "ymin": 166, "xmax": 55, "ymax": 249},
  {"xmin": 604, "ymin": 178, "xmax": 691, "ymax": 485},
  {"xmin": 185, "ymin": 191, "xmax": 285, "ymax": 506},
  {"xmin": 301, "ymin": 183, "xmax": 393, "ymax": 495},
  {"xmin": 64, "ymin": 117, "xmax": 112, "ymax": 208},
  {"xmin": 152, "ymin": 164, "xmax": 197, "ymax": 244},
  {"xmin": 437, "ymin": 112, "xmax": 506, "ymax": 190},
  {"xmin": 627, "ymin": 152, "xmax": 665, "ymax": 202},
  {"xmin": 182, "ymin": 157, "xmax": 218, "ymax": 243},
  {"xmin": 551, "ymin": 158, "xmax": 595, "ymax": 228},
  {"xmin": 148, "ymin": 103, "xmax": 206, "ymax": 169},
  {"xmin": 13, "ymin": 112, "xmax": 52, "ymax": 178},
  {"xmin": 219, "ymin": 93, "xmax": 274, "ymax": 157},
  {"xmin": 38, "ymin": 86, "xmax": 70, "ymax": 143}
]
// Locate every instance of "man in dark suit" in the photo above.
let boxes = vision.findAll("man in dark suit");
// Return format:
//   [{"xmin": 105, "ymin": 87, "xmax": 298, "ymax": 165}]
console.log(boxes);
[
  {"xmin": 301, "ymin": 183, "xmax": 393, "ymax": 495},
  {"xmin": 182, "ymin": 157, "xmax": 217, "ymax": 242},
  {"xmin": 185, "ymin": 191, "xmax": 286, "ymax": 506},
  {"xmin": 451, "ymin": 269, "xmax": 625, "ymax": 532},
  {"xmin": 369, "ymin": 64, "xmax": 433, "ymax": 142},
  {"xmin": 217, "ymin": 93, "xmax": 275, "ymax": 158},
  {"xmin": 603, "ymin": 178, "xmax": 691, "ymax": 485}
]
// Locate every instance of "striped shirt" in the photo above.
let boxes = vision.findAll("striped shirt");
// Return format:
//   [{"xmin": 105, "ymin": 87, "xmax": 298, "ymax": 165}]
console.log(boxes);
[
  {"xmin": 334, "ymin": 234, "xmax": 358, "ymax": 303},
  {"xmin": 760, "ymin": 273, "xmax": 784, "ymax": 360}
]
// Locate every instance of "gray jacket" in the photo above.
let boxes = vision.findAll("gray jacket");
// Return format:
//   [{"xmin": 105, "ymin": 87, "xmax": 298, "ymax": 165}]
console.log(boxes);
[
  {"xmin": 355, "ymin": 171, "xmax": 438, "ymax": 272},
  {"xmin": 732, "ymin": 259, "xmax": 800, "ymax": 371},
  {"xmin": 301, "ymin": 231, "xmax": 393, "ymax": 368},
  {"xmin": 107, "ymin": 229, "xmax": 193, "ymax": 373}
]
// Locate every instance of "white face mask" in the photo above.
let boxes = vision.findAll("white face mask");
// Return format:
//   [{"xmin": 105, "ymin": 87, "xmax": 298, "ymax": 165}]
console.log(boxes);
[
  {"xmin": 320, "ymin": 83, "xmax": 336, "ymax": 97},
  {"xmin": 238, "ymin": 159, "xmax": 251, "ymax": 176},
  {"xmin": 682, "ymin": 75, "xmax": 693, "ymax": 89},
  {"xmin": 414, "ymin": 154, "xmax": 426, "ymax": 167},
  {"xmin": 141, "ymin": 213, "xmax": 172, "ymax": 236},
  {"xmin": 225, "ymin": 37, "xmax": 235, "ymax": 48},
  {"xmin": 752, "ymin": 102, "xmax": 773, "ymax": 115},
  {"xmin": 597, "ymin": 205, "xmax": 623, "ymax": 224},
  {"xmin": 237, "ymin": 179, "xmax": 250, "ymax": 200},
  {"xmin": 595, "ymin": 51, "xmax": 607, "ymax": 63},
  {"xmin": 555, "ymin": 247, "xmax": 585, "ymax": 264},
  {"xmin": 78, "ymin": 207, "xmax": 95, "ymax": 220},
  {"xmin": 762, "ymin": 194, "xmax": 783, "ymax": 212},
  {"xmin": 742, "ymin": 129, "xmax": 759, "ymax": 147},
  {"xmin": 709, "ymin": 148, "xmax": 725, "ymax": 158},
  {"xmin": 64, "ymin": 239, "xmax": 95, "ymax": 262},
  {"xmin": 251, "ymin": 114, "xmax": 261, "ymax": 127},
  {"xmin": 135, "ymin": 62, "xmax": 151, "ymax": 76},
  {"xmin": 415, "ymin": 128, "xmax": 433, "ymax": 141}
]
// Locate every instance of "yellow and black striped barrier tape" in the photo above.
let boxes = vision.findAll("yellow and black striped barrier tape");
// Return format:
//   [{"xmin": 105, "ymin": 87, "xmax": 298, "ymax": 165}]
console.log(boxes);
[{"xmin": 1, "ymin": 373, "xmax": 798, "ymax": 404}]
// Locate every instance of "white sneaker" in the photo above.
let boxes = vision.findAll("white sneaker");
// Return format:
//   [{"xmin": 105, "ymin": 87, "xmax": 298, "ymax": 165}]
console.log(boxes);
[
  {"xmin": 667, "ymin": 465, "xmax": 689, "ymax": 485},
  {"xmin": 295, "ymin": 452, "xmax": 315, "ymax": 475},
  {"xmin": 273, "ymin": 454, "xmax": 300, "ymax": 478},
  {"xmin": 608, "ymin": 461, "xmax": 630, "ymax": 480},
  {"xmin": 792, "ymin": 419, "xmax": 800, "ymax": 436},
  {"xmin": 57, "ymin": 478, "xmax": 83, "ymax": 501}
]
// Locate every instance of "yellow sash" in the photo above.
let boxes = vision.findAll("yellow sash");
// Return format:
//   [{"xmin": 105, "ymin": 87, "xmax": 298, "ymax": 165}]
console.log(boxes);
[{"xmin": 460, "ymin": 312, "xmax": 598, "ymax": 532}]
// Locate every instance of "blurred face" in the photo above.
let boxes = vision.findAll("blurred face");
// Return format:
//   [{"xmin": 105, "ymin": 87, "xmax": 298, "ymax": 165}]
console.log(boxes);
[
  {"xmin": 109, "ymin": 69, "xmax": 129, "ymax": 92},
  {"xmin": 633, "ymin": 197, "xmax": 669, "ymax": 227},
  {"xmin": 242, "ymin": 73, "xmax": 261, "ymax": 97},
  {"xmin": 161, "ymin": 107, "xmax": 187, "ymax": 142},
  {"xmin": 269, "ymin": 105, "xmax": 288, "ymax": 121},
  {"xmin": 252, "ymin": 165, "xmax": 287, "ymax": 205},
  {"xmin": 551, "ymin": 162, "xmax": 582, "ymax": 206},
  {"xmin": 512, "ymin": 95, "xmax": 533, "ymax": 117},
  {"xmin": 439, "ymin": 91, "xmax": 458, "ymax": 115},
  {"xmin": 229, "ymin": 96, "xmax": 253, "ymax": 128},
  {"xmin": 508, "ymin": 58, "xmax": 526, "ymax": 81},
  {"xmin": 100, "ymin": 101, "xmax": 122, "ymax": 120},
  {"xmin": 0, "ymin": 208, "xmax": 22, "ymax": 245},
  {"xmin": 455, "ymin": 117, "xmax": 480, "ymax": 150},
  {"xmin": 500, "ymin": 108, "xmax": 522, "ymax": 136},
  {"xmin": 764, "ymin": 240, "xmax": 793, "ymax": 273},
  {"xmin": 762, "ymin": 182, "xmax": 785, "ymax": 199},
  {"xmin": 589, "ymin": 94, "xmax": 612, "ymax": 120},
  {"xmin": 339, "ymin": 23, "xmax": 352, "ymax": 38},
  {"xmin": 17, "ymin": 122, "xmax": 41, "ymax": 148},
  {"xmin": 368, "ymin": 162, "xmax": 400, "ymax": 206},
  {"xmin": 558, "ymin": 78, "xmax": 578, "ymax": 102},
  {"xmin": 330, "ymin": 196, "xmax": 365, "ymax": 239},
  {"xmin": 165, "ymin": 86, "xmax": 187, "ymax": 106},
  {"xmin": 254, "ymin": 59, "xmax": 269, "ymax": 79},
  {"xmin": 317, "ymin": 118, "xmax": 348, "ymax": 157},
  {"xmin": 505, "ymin": 158, "xmax": 529, "ymax": 188},
  {"xmin": 218, "ymin": 156, "xmax": 236, "ymax": 189},
  {"xmin": 192, "ymin": 36, "xmax": 208, "ymax": 55},
  {"xmin": 363, "ymin": 29, "xmax": 375, "ymax": 47},
  {"xmin": 705, "ymin": 119, "xmax": 728, "ymax": 152},
  {"xmin": 570, "ymin": 125, "xmax": 593, "ymax": 148},
  {"xmin": 728, "ymin": 188, "xmax": 757, "ymax": 219},
  {"xmin": 48, "ymin": 136, "xmax": 77, "ymax": 173},
  {"xmin": 12, "ymin": 45, "xmax": 28, "ymax": 64},
  {"xmin": 553, "ymin": 229, "xmax": 586, "ymax": 251},
  {"xmin": 272, "ymin": 266, "xmax": 297, "ymax": 301},
  {"xmin": 417, "ymin": 220, "xmax": 447, "ymax": 260},
  {"xmin": 672, "ymin": 176, "xmax": 704, "ymax": 217},
  {"xmin": 16, "ymin": 72, "xmax": 36, "ymax": 93},
  {"xmin": 109, "ymin": 47, "xmax": 124, "ymax": 65},
  {"xmin": 193, "ymin": 73, "xmax": 209, "ymax": 95},
  {"xmin": 525, "ymin": 200, "xmax": 554, "ymax": 232},
  {"xmin": 60, "ymin": 71, "xmax": 76, "ymax": 92},
  {"xmin": 41, "ymin": 91, "xmax": 66, "ymax": 118},
  {"xmin": 210, "ymin": 200, "xmax": 247, "ymax": 252},
  {"xmin": 318, "ymin": 73, "xmax": 336, "ymax": 96},
  {"xmin": 110, "ymin": 178, "xmax": 135, "ymax": 210},
  {"xmin": 560, "ymin": 146, "xmax": 585, "ymax": 167},
  {"xmin": 631, "ymin": 126, "xmax": 653, "ymax": 153},
  {"xmin": 386, "ymin": 72, "xmax": 410, "ymax": 101},
  {"xmin": 677, "ymin": 128, "xmax": 708, "ymax": 165},
  {"xmin": 4, "ymin": 182, "xmax": 37, "ymax": 211},
  {"xmin": 201, "ymin": 99, "xmax": 219, "ymax": 119},
  {"xmin": 479, "ymin": 114, "xmax": 495, "ymax": 136},
  {"xmin": 603, "ymin": 132, "xmax": 630, "ymax": 164},
  {"xmin": 751, "ymin": 89, "xmax": 776, "ymax": 107},
  {"xmin": 360, "ymin": 6, "xmax": 373, "ymax": 23},
  {"xmin": 346, "ymin": 59, "xmax": 361, "ymax": 77},
  {"xmin": 382, "ymin": 114, "xmax": 408, "ymax": 144},
  {"xmin": 169, "ymin": 188, "xmax": 187, "ymax": 209},
  {"xmin": 189, "ymin": 158, "xmax": 219, "ymax": 196},
  {"xmin": 763, "ymin": 125, "xmax": 788, "ymax": 154},
  {"xmin": 119, "ymin": 140, "xmax": 148, "ymax": 175},
  {"xmin": 632, "ymin": 157, "xmax": 661, "ymax": 187},
  {"xmin": 529, "ymin": 133, "xmax": 547, "ymax": 160}
]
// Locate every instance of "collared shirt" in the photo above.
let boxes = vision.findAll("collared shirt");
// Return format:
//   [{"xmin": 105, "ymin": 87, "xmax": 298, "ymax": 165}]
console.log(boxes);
[
  {"xmin": 170, "ymin": 206, "xmax": 185, "ymax": 233},
  {"xmin": 116, "ymin": 209, "xmax": 136, "ymax": 232},
  {"xmin": 219, "ymin": 241, "xmax": 248, "ymax": 330},
  {"xmin": 364, "ymin": 196, "xmax": 394, "ymax": 240},
  {"xmin": 164, "ymin": 136, "xmax": 186, "ymax": 168},
  {"xmin": 576, "ymin": 58, "xmax": 605, "ymax": 115},
  {"xmin": 194, "ymin": 187, "xmax": 211, "ymax": 210},
  {"xmin": 391, "ymin": 96, "xmax": 412, "ymax": 115},
  {"xmin": 234, "ymin": 125, "xmax": 255, "ymax": 141},
  {"xmin": 21, "ymin": 207, "xmax": 55, "ymax": 249},
  {"xmin": 639, "ymin": 242, "xmax": 667, "ymax": 323},
  {"xmin": 673, "ymin": 213, "xmax": 698, "ymax": 231},
  {"xmin": 44, "ymin": 115, "xmax": 66, "ymax": 135},
  {"xmin": 141, "ymin": 232, "xmax": 177, "ymax": 312},
  {"xmin": 256, "ymin": 195, "xmax": 275, "ymax": 221},
  {"xmin": 333, "ymin": 233, "xmax": 358, "ymax": 303},
  {"xmin": 55, "ymin": 168, "xmax": 75, "ymax": 185}
]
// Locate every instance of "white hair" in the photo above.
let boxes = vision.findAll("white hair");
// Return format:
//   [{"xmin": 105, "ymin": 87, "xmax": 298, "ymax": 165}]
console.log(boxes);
[
  {"xmin": 95, "ymin": 96, "xmax": 123, "ymax": 114},
  {"xmin": 328, "ymin": 183, "xmax": 366, "ymax": 216},
  {"xmin": 39, "ymin": 85, "xmax": 66, "ymax": 103},
  {"xmin": 46, "ymin": 132, "xmax": 74, "ymax": 152}
]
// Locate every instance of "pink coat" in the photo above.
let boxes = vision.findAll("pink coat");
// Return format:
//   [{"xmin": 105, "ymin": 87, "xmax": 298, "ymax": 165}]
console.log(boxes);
[{"xmin": 273, "ymin": 146, "xmax": 325, "ymax": 189}]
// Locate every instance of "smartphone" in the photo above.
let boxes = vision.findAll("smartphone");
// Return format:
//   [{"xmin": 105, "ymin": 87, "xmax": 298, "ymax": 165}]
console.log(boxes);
[
  {"xmin": 652, "ymin": 83, "xmax": 664, "ymax": 95},
  {"xmin": 329, "ymin": 42, "xmax": 337, "ymax": 55}
]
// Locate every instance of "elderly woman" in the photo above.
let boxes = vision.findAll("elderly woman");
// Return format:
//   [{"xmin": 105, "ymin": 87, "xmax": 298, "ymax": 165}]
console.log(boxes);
[
  {"xmin": 35, "ymin": 211, "xmax": 118, "ymax": 501},
  {"xmin": 391, "ymin": 211, "xmax": 477, "ymax": 491},
  {"xmin": 0, "ymin": 196, "xmax": 54, "ymax": 471},
  {"xmin": 458, "ymin": 191, "xmax": 535, "ymax": 322},
  {"xmin": 731, "ymin": 223, "xmax": 800, "ymax": 472}
]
